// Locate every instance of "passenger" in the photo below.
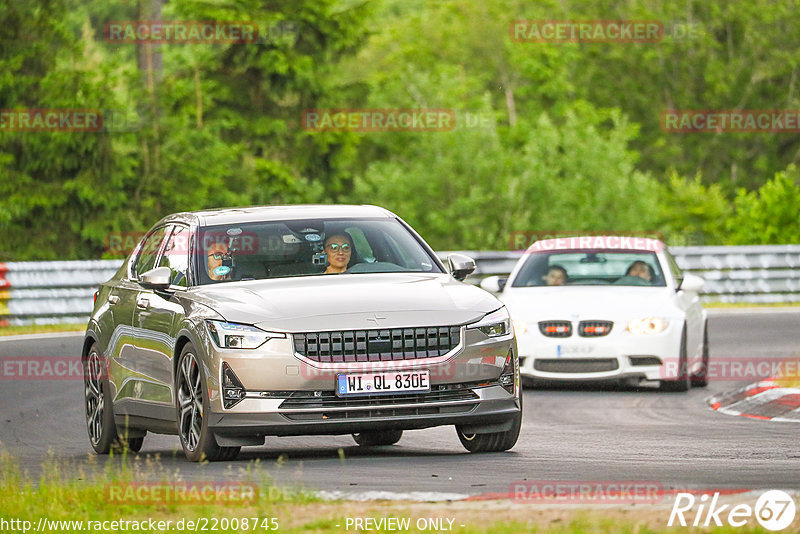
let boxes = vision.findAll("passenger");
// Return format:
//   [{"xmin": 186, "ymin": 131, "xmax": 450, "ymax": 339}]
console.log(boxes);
[
  {"xmin": 544, "ymin": 265, "xmax": 568, "ymax": 286},
  {"xmin": 324, "ymin": 233, "xmax": 353, "ymax": 274},
  {"xmin": 206, "ymin": 241, "xmax": 231, "ymax": 281},
  {"xmin": 626, "ymin": 261, "xmax": 653, "ymax": 283}
]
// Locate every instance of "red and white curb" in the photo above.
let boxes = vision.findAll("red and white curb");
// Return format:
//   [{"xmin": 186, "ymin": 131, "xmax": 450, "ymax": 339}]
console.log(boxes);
[{"xmin": 708, "ymin": 380, "xmax": 800, "ymax": 422}]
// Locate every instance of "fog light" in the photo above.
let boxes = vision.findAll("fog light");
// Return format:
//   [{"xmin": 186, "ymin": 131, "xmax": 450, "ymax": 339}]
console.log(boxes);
[
  {"xmin": 222, "ymin": 362, "xmax": 246, "ymax": 409},
  {"xmin": 499, "ymin": 349, "xmax": 517, "ymax": 394}
]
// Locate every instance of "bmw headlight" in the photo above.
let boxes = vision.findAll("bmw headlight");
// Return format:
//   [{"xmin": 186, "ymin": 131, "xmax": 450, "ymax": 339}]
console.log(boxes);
[
  {"xmin": 513, "ymin": 319, "xmax": 528, "ymax": 335},
  {"xmin": 206, "ymin": 321, "xmax": 285, "ymax": 349},
  {"xmin": 626, "ymin": 317, "xmax": 668, "ymax": 335},
  {"xmin": 468, "ymin": 307, "xmax": 511, "ymax": 338}
]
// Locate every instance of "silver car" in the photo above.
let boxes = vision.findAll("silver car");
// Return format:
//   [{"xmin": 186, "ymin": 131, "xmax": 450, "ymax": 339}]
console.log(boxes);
[{"xmin": 83, "ymin": 205, "xmax": 521, "ymax": 461}]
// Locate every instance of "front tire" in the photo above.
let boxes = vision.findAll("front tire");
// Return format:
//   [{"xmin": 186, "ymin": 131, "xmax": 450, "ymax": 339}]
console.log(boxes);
[
  {"xmin": 661, "ymin": 324, "xmax": 690, "ymax": 392},
  {"xmin": 176, "ymin": 343, "xmax": 240, "ymax": 462},
  {"xmin": 456, "ymin": 392, "xmax": 522, "ymax": 453},
  {"xmin": 352, "ymin": 430, "xmax": 403, "ymax": 446},
  {"xmin": 691, "ymin": 321, "xmax": 710, "ymax": 388}
]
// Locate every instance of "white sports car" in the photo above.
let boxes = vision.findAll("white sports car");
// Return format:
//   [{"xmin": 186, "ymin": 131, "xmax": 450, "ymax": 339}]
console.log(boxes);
[{"xmin": 481, "ymin": 236, "xmax": 707, "ymax": 391}]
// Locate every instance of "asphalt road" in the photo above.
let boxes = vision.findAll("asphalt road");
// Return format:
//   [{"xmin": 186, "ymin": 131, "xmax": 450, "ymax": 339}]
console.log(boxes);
[{"xmin": 1, "ymin": 310, "xmax": 798, "ymax": 498}]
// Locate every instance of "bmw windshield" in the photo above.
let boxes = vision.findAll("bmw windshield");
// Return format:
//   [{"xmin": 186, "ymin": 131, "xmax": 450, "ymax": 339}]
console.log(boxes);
[
  {"xmin": 195, "ymin": 218, "xmax": 443, "ymax": 284},
  {"xmin": 511, "ymin": 250, "xmax": 666, "ymax": 287}
]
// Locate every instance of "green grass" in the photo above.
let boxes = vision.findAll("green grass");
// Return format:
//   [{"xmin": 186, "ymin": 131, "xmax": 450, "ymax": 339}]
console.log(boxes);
[
  {"xmin": 0, "ymin": 323, "xmax": 85, "ymax": 336},
  {"xmin": 0, "ymin": 449, "xmax": 784, "ymax": 533},
  {"xmin": 702, "ymin": 301, "xmax": 800, "ymax": 308}
]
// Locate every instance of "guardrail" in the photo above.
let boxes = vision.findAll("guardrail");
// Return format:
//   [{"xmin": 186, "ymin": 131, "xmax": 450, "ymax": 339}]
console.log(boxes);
[{"xmin": 1, "ymin": 245, "xmax": 799, "ymax": 326}]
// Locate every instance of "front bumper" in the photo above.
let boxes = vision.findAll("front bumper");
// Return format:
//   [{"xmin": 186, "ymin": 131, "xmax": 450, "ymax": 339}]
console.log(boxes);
[
  {"xmin": 208, "ymin": 384, "xmax": 519, "ymax": 444},
  {"xmin": 198, "ymin": 325, "xmax": 520, "ymax": 442},
  {"xmin": 516, "ymin": 320, "xmax": 682, "ymax": 382}
]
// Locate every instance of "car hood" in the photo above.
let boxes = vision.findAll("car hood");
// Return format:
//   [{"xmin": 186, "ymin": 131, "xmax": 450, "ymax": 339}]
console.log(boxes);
[
  {"xmin": 184, "ymin": 273, "xmax": 500, "ymax": 331},
  {"xmin": 500, "ymin": 286, "xmax": 682, "ymax": 321}
]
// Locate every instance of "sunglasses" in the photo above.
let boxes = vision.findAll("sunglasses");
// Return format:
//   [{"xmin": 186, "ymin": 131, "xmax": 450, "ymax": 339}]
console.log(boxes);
[
  {"xmin": 207, "ymin": 252, "xmax": 226, "ymax": 260},
  {"xmin": 326, "ymin": 243, "xmax": 351, "ymax": 252}
]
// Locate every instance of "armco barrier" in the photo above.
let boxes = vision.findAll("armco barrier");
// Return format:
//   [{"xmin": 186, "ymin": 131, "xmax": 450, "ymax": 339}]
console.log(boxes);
[
  {"xmin": 1, "ymin": 245, "xmax": 799, "ymax": 326},
  {"xmin": 0, "ymin": 260, "xmax": 122, "ymax": 327}
]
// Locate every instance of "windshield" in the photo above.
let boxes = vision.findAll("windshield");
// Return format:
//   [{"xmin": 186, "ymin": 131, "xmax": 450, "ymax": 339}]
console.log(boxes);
[
  {"xmin": 194, "ymin": 218, "xmax": 442, "ymax": 284},
  {"xmin": 511, "ymin": 250, "xmax": 666, "ymax": 287}
]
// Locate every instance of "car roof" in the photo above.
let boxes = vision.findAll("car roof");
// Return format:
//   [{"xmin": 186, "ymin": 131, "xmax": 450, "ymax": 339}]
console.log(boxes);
[{"xmin": 159, "ymin": 205, "xmax": 395, "ymax": 227}]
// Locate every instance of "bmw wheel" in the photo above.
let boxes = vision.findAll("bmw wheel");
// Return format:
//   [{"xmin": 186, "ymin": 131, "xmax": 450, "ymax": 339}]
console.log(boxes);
[
  {"xmin": 176, "ymin": 343, "xmax": 239, "ymax": 462},
  {"xmin": 691, "ymin": 321, "xmax": 710, "ymax": 388},
  {"xmin": 661, "ymin": 324, "xmax": 690, "ymax": 392}
]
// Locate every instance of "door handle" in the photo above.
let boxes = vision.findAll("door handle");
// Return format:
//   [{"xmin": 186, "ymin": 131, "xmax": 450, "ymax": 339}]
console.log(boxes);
[
  {"xmin": 136, "ymin": 297, "xmax": 150, "ymax": 309},
  {"xmin": 107, "ymin": 295, "xmax": 120, "ymax": 305}
]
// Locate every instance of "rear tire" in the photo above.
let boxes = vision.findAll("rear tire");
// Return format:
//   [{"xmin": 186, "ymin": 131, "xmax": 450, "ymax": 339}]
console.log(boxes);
[
  {"xmin": 691, "ymin": 321, "xmax": 710, "ymax": 388},
  {"xmin": 352, "ymin": 430, "xmax": 403, "ymax": 446},
  {"xmin": 176, "ymin": 343, "xmax": 239, "ymax": 462},
  {"xmin": 83, "ymin": 344, "xmax": 146, "ymax": 454},
  {"xmin": 456, "ymin": 392, "xmax": 522, "ymax": 452},
  {"xmin": 661, "ymin": 324, "xmax": 690, "ymax": 392},
  {"xmin": 83, "ymin": 345, "xmax": 117, "ymax": 454}
]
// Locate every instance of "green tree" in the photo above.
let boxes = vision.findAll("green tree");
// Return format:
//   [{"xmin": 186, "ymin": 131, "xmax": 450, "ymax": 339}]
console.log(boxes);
[{"xmin": 727, "ymin": 165, "xmax": 800, "ymax": 244}]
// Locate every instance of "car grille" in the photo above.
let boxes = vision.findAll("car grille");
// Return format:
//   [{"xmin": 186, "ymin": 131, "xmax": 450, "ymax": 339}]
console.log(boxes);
[
  {"xmin": 533, "ymin": 358, "xmax": 619, "ymax": 373},
  {"xmin": 578, "ymin": 321, "xmax": 613, "ymax": 337},
  {"xmin": 538, "ymin": 321, "xmax": 572, "ymax": 338},
  {"xmin": 280, "ymin": 386, "xmax": 480, "ymax": 421},
  {"xmin": 292, "ymin": 326, "xmax": 461, "ymax": 363}
]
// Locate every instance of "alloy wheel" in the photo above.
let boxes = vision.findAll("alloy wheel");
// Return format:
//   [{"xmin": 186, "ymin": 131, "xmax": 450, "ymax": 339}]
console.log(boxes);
[{"xmin": 177, "ymin": 352, "xmax": 203, "ymax": 452}]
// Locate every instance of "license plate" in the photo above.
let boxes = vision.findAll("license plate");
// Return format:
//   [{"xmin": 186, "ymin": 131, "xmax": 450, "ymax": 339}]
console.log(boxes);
[{"xmin": 336, "ymin": 370, "xmax": 430, "ymax": 397}]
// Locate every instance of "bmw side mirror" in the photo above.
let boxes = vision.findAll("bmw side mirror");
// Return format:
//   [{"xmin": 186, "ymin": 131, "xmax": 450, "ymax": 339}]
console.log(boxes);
[
  {"xmin": 447, "ymin": 254, "xmax": 476, "ymax": 281},
  {"xmin": 678, "ymin": 273, "xmax": 704, "ymax": 293},
  {"xmin": 139, "ymin": 266, "xmax": 172, "ymax": 290},
  {"xmin": 480, "ymin": 275, "xmax": 507, "ymax": 293}
]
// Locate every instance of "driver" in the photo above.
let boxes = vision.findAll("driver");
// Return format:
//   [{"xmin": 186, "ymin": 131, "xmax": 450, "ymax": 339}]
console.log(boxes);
[
  {"xmin": 544, "ymin": 265, "xmax": 568, "ymax": 286},
  {"xmin": 206, "ymin": 241, "xmax": 231, "ymax": 281},
  {"xmin": 323, "ymin": 233, "xmax": 353, "ymax": 274},
  {"xmin": 626, "ymin": 260, "xmax": 653, "ymax": 283}
]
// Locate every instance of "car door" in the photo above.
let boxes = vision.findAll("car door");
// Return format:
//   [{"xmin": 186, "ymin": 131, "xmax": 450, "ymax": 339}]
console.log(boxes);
[
  {"xmin": 128, "ymin": 224, "xmax": 191, "ymax": 421},
  {"xmin": 111, "ymin": 225, "xmax": 171, "ymax": 419}
]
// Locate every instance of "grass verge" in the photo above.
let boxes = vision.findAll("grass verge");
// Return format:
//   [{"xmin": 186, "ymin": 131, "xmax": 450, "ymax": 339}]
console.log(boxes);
[
  {"xmin": 0, "ymin": 323, "xmax": 85, "ymax": 337},
  {"xmin": 0, "ymin": 449, "xmax": 783, "ymax": 533}
]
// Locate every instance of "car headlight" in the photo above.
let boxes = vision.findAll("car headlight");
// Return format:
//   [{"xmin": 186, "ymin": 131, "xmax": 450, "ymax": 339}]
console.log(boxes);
[
  {"xmin": 513, "ymin": 319, "xmax": 528, "ymax": 335},
  {"xmin": 206, "ymin": 321, "xmax": 285, "ymax": 349},
  {"xmin": 467, "ymin": 307, "xmax": 511, "ymax": 338},
  {"xmin": 626, "ymin": 317, "xmax": 668, "ymax": 335}
]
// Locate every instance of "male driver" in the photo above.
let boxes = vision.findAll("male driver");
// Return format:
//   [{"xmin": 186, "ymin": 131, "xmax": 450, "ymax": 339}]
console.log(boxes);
[
  {"xmin": 207, "ymin": 241, "xmax": 231, "ymax": 281},
  {"xmin": 626, "ymin": 261, "xmax": 653, "ymax": 283},
  {"xmin": 544, "ymin": 265, "xmax": 568, "ymax": 286}
]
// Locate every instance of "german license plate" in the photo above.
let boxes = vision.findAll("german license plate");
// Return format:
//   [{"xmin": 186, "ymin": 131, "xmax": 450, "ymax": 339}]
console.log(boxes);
[{"xmin": 336, "ymin": 370, "xmax": 430, "ymax": 397}]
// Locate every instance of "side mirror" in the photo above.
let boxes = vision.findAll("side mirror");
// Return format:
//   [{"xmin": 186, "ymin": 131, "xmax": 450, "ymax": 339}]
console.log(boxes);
[
  {"xmin": 679, "ymin": 273, "xmax": 704, "ymax": 293},
  {"xmin": 447, "ymin": 254, "xmax": 476, "ymax": 281},
  {"xmin": 480, "ymin": 275, "xmax": 507, "ymax": 293},
  {"xmin": 139, "ymin": 266, "xmax": 172, "ymax": 290}
]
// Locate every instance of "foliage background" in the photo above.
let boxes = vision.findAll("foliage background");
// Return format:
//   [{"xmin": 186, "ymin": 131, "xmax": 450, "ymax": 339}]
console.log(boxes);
[{"xmin": 2, "ymin": 0, "xmax": 800, "ymax": 260}]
